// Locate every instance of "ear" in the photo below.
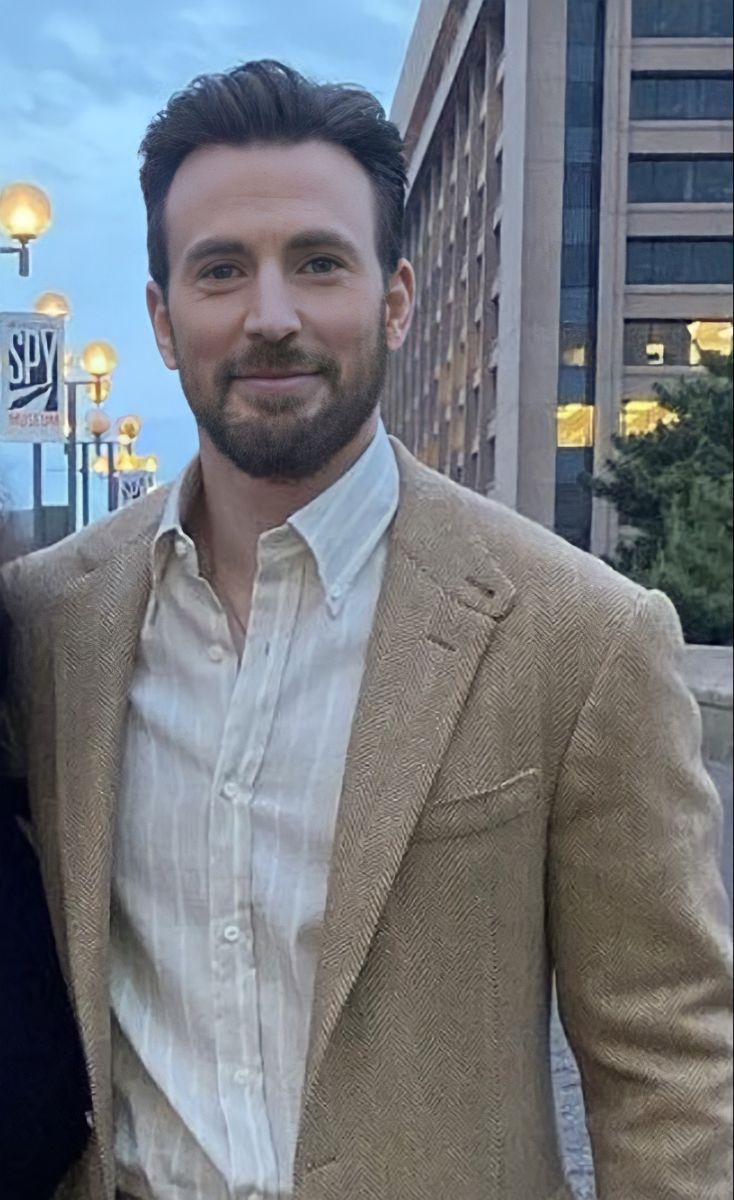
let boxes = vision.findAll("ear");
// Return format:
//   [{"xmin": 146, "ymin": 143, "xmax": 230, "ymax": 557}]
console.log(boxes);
[
  {"xmin": 384, "ymin": 258, "xmax": 416, "ymax": 352},
  {"xmin": 146, "ymin": 281, "xmax": 177, "ymax": 370}
]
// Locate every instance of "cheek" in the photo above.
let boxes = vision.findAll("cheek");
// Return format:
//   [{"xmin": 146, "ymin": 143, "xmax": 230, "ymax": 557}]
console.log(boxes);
[
  {"xmin": 316, "ymin": 305, "xmax": 382, "ymax": 360},
  {"xmin": 171, "ymin": 297, "xmax": 245, "ymax": 358}
]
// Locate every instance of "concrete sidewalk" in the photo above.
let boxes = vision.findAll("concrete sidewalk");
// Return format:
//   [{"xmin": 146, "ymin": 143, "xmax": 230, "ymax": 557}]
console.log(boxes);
[{"xmin": 683, "ymin": 646, "xmax": 733, "ymax": 765}]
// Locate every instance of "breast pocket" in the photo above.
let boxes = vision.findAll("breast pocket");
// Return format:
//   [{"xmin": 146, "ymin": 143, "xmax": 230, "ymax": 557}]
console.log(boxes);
[{"xmin": 413, "ymin": 768, "xmax": 542, "ymax": 842}]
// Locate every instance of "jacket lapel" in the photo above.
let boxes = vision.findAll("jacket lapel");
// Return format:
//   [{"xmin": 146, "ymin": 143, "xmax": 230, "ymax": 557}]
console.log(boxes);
[
  {"xmin": 302, "ymin": 445, "xmax": 516, "ymax": 1106},
  {"xmin": 50, "ymin": 519, "xmax": 158, "ymax": 1190}
]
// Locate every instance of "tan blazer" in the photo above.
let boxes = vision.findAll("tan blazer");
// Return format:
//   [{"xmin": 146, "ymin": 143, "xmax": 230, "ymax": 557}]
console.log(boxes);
[{"xmin": 2, "ymin": 442, "xmax": 732, "ymax": 1200}]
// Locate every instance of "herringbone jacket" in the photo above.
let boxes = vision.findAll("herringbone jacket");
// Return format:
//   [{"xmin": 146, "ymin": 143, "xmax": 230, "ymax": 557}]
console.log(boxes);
[{"xmin": 2, "ymin": 441, "xmax": 732, "ymax": 1200}]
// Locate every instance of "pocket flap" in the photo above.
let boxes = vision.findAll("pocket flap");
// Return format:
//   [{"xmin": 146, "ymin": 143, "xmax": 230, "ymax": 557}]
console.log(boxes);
[{"xmin": 414, "ymin": 769, "xmax": 542, "ymax": 841}]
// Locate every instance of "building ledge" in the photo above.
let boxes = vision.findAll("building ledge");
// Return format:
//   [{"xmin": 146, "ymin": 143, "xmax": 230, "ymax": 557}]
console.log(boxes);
[
  {"xmin": 625, "ymin": 286, "xmax": 734, "ymax": 320},
  {"xmin": 627, "ymin": 202, "xmax": 733, "ymax": 237},
  {"xmin": 622, "ymin": 364, "xmax": 708, "ymax": 396},
  {"xmin": 629, "ymin": 121, "xmax": 734, "ymax": 157},
  {"xmin": 626, "ymin": 284, "xmax": 733, "ymax": 297},
  {"xmin": 627, "ymin": 202, "xmax": 734, "ymax": 214},
  {"xmin": 631, "ymin": 37, "xmax": 733, "ymax": 73}
]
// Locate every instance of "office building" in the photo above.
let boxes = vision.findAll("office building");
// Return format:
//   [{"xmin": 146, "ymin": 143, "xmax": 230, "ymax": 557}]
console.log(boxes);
[{"xmin": 385, "ymin": 0, "xmax": 733, "ymax": 553}]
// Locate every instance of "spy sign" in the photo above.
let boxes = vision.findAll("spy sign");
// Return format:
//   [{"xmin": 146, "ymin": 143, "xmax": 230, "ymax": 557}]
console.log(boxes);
[{"xmin": 0, "ymin": 311, "xmax": 65, "ymax": 442}]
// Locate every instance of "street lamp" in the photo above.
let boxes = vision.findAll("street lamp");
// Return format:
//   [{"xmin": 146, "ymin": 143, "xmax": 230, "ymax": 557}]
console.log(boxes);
[
  {"xmin": 81, "ymin": 339, "xmax": 118, "ymax": 377},
  {"xmin": 91, "ymin": 415, "xmax": 159, "ymax": 511},
  {"xmin": 65, "ymin": 339, "xmax": 119, "ymax": 529},
  {"xmin": 34, "ymin": 291, "xmax": 72, "ymax": 320},
  {"xmin": 0, "ymin": 182, "xmax": 52, "ymax": 276}
]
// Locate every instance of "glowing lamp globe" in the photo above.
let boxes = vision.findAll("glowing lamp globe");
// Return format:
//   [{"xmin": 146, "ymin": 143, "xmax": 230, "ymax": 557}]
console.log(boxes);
[
  {"xmin": 118, "ymin": 415, "xmax": 142, "ymax": 444},
  {"xmin": 81, "ymin": 340, "xmax": 118, "ymax": 378},
  {"xmin": 0, "ymin": 182, "xmax": 52, "ymax": 240},
  {"xmin": 34, "ymin": 291, "xmax": 71, "ymax": 319},
  {"xmin": 85, "ymin": 408, "xmax": 111, "ymax": 438}
]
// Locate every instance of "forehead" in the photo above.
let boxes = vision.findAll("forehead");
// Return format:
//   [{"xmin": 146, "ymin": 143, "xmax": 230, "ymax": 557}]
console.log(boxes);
[{"xmin": 165, "ymin": 140, "xmax": 379, "ymax": 265}]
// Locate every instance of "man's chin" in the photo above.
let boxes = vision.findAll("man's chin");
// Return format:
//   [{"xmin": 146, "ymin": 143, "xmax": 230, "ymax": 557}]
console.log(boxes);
[{"xmin": 204, "ymin": 414, "xmax": 332, "ymax": 480}]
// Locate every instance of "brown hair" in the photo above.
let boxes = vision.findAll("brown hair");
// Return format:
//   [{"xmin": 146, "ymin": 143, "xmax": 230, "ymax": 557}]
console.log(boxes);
[{"xmin": 139, "ymin": 59, "xmax": 408, "ymax": 294}]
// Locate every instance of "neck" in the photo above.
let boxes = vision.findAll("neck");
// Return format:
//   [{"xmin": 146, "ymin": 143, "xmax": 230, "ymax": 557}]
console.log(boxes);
[{"xmin": 194, "ymin": 412, "xmax": 379, "ymax": 576}]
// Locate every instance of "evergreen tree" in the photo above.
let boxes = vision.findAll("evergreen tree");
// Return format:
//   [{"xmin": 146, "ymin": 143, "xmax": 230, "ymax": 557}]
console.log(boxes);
[{"xmin": 591, "ymin": 354, "xmax": 733, "ymax": 644}]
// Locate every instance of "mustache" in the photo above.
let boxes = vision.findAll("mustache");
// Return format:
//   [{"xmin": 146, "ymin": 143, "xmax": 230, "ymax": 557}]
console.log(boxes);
[{"xmin": 218, "ymin": 348, "xmax": 338, "ymax": 379}]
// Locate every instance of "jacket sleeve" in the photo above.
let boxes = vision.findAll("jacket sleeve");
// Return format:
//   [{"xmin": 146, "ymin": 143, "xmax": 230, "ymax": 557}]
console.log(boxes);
[{"xmin": 549, "ymin": 587, "xmax": 733, "ymax": 1200}]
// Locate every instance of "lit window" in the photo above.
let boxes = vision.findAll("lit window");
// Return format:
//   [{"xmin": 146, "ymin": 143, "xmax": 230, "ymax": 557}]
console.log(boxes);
[
  {"xmin": 621, "ymin": 397, "xmax": 679, "ymax": 437},
  {"xmin": 646, "ymin": 340, "xmax": 665, "ymax": 365},
  {"xmin": 562, "ymin": 345, "xmax": 587, "ymax": 367},
  {"xmin": 557, "ymin": 404, "xmax": 595, "ymax": 448},
  {"xmin": 688, "ymin": 320, "xmax": 734, "ymax": 365}
]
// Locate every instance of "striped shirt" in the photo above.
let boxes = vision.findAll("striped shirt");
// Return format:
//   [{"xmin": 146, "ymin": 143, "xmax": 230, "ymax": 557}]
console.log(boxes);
[{"xmin": 110, "ymin": 421, "xmax": 399, "ymax": 1199}]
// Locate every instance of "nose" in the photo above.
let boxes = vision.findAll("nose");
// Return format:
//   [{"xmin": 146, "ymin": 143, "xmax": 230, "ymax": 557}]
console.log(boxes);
[{"xmin": 243, "ymin": 267, "xmax": 302, "ymax": 342}]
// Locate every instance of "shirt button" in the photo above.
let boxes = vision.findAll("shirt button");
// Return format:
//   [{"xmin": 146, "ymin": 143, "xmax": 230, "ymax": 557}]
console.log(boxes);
[
  {"xmin": 223, "ymin": 924, "xmax": 240, "ymax": 943},
  {"xmin": 208, "ymin": 644, "xmax": 225, "ymax": 663},
  {"xmin": 174, "ymin": 538, "xmax": 188, "ymax": 558},
  {"xmin": 330, "ymin": 584, "xmax": 343, "ymax": 600},
  {"xmin": 222, "ymin": 781, "xmax": 239, "ymax": 800},
  {"xmin": 234, "ymin": 1067, "xmax": 253, "ymax": 1086}
]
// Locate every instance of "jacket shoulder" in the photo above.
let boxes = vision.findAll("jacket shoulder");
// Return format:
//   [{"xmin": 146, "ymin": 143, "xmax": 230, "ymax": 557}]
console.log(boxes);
[
  {"xmin": 1, "ymin": 486, "xmax": 170, "ymax": 616},
  {"xmin": 395, "ymin": 445, "xmax": 644, "ymax": 616}
]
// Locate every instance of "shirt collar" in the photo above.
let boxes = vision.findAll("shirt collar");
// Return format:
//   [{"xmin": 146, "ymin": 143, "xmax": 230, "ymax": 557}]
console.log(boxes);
[
  {"xmin": 151, "ymin": 457, "xmax": 201, "ymax": 589},
  {"xmin": 152, "ymin": 419, "xmax": 399, "ymax": 614},
  {"xmin": 288, "ymin": 418, "xmax": 399, "ymax": 613}
]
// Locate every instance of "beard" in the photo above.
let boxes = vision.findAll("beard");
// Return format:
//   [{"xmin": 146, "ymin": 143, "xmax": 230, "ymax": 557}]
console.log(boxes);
[{"xmin": 176, "ymin": 316, "xmax": 388, "ymax": 482}]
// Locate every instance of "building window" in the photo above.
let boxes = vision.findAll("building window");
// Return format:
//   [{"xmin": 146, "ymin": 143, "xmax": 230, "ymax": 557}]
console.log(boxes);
[
  {"xmin": 624, "ymin": 319, "xmax": 734, "ymax": 365},
  {"xmin": 627, "ymin": 238, "xmax": 734, "ymax": 284},
  {"xmin": 631, "ymin": 73, "xmax": 734, "ymax": 120},
  {"xmin": 555, "ymin": 446, "xmax": 594, "ymax": 548},
  {"xmin": 621, "ymin": 397, "xmax": 679, "ymax": 438},
  {"xmin": 632, "ymin": 0, "xmax": 734, "ymax": 39},
  {"xmin": 629, "ymin": 156, "xmax": 734, "ymax": 202},
  {"xmin": 688, "ymin": 319, "xmax": 734, "ymax": 361},
  {"xmin": 557, "ymin": 404, "xmax": 595, "ymax": 448},
  {"xmin": 560, "ymin": 326, "xmax": 590, "ymax": 367}
]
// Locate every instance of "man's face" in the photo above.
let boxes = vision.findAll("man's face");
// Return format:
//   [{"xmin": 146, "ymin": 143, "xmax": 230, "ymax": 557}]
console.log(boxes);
[{"xmin": 147, "ymin": 139, "xmax": 412, "ymax": 480}]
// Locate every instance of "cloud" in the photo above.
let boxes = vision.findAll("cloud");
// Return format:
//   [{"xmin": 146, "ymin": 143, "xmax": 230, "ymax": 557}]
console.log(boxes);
[
  {"xmin": 362, "ymin": 0, "xmax": 419, "ymax": 31},
  {"xmin": 41, "ymin": 12, "xmax": 105, "ymax": 63},
  {"xmin": 179, "ymin": 0, "xmax": 254, "ymax": 32}
]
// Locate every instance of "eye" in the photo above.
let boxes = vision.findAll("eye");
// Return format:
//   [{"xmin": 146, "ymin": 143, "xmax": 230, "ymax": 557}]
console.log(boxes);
[
  {"xmin": 202, "ymin": 263, "xmax": 241, "ymax": 281},
  {"xmin": 302, "ymin": 257, "xmax": 342, "ymax": 275}
]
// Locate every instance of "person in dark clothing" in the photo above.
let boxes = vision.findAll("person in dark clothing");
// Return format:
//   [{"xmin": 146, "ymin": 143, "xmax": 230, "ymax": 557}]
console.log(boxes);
[{"xmin": 0, "ymin": 543, "xmax": 91, "ymax": 1199}]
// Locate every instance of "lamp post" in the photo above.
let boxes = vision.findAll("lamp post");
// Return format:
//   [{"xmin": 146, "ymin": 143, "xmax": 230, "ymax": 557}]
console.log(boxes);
[
  {"xmin": 90, "ymin": 416, "xmax": 159, "ymax": 516},
  {"xmin": 1, "ymin": 185, "xmax": 52, "ymax": 545},
  {"xmin": 82, "ymin": 406, "xmax": 112, "ymax": 525},
  {"xmin": 0, "ymin": 183, "xmax": 52, "ymax": 276},
  {"xmin": 28, "ymin": 292, "xmax": 73, "ymax": 538},
  {"xmin": 64, "ymin": 340, "xmax": 118, "ymax": 533}
]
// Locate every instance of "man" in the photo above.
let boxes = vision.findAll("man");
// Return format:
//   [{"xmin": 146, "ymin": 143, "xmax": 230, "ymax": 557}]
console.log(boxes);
[{"xmin": 2, "ymin": 60, "xmax": 731, "ymax": 1200}]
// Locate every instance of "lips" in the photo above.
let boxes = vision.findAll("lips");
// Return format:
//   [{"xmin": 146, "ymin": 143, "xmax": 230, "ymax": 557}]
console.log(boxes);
[
  {"xmin": 230, "ymin": 371, "xmax": 322, "ymax": 396},
  {"xmin": 234, "ymin": 370, "xmax": 318, "ymax": 380}
]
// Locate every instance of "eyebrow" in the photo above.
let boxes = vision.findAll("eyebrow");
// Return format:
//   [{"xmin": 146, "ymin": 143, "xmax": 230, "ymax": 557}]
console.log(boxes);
[{"xmin": 183, "ymin": 229, "xmax": 363, "ymax": 271}]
